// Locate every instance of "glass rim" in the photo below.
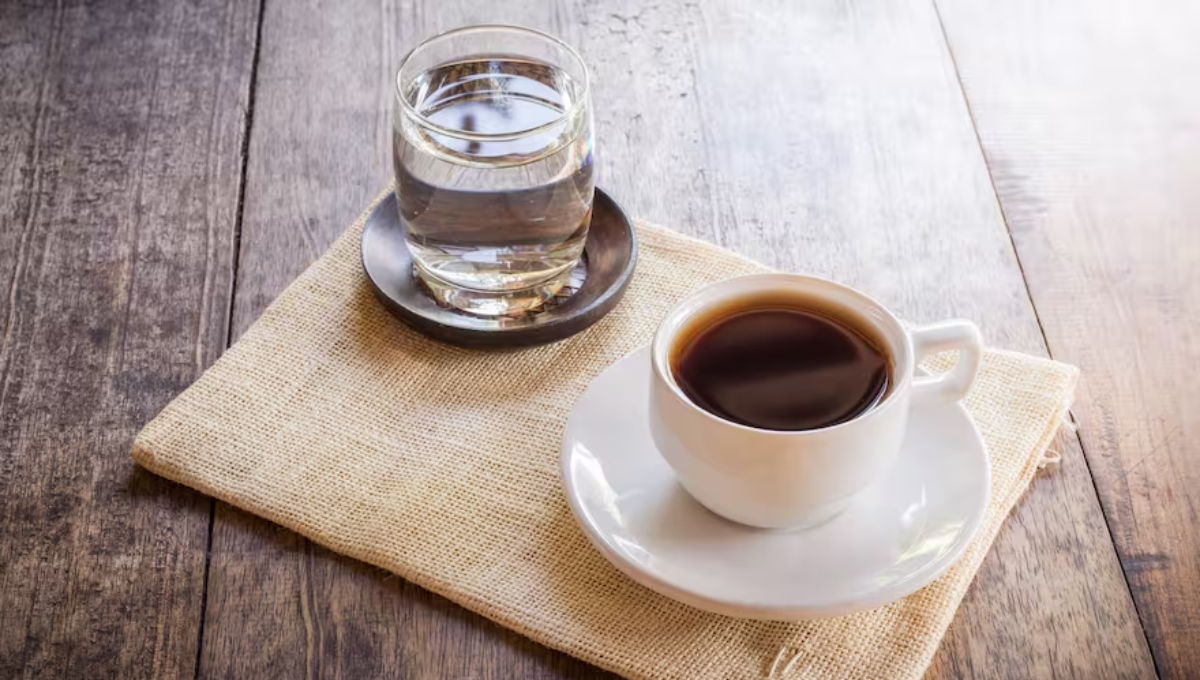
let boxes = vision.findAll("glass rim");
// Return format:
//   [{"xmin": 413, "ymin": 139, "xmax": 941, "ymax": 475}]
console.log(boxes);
[{"xmin": 394, "ymin": 24, "xmax": 591, "ymax": 143}]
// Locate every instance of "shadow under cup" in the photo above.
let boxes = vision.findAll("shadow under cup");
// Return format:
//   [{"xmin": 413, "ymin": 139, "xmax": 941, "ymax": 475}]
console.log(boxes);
[{"xmin": 649, "ymin": 274, "xmax": 919, "ymax": 530}]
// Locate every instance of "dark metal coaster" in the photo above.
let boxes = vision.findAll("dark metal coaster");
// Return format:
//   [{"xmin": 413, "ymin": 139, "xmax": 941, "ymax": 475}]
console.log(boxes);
[{"xmin": 361, "ymin": 188, "xmax": 638, "ymax": 349}]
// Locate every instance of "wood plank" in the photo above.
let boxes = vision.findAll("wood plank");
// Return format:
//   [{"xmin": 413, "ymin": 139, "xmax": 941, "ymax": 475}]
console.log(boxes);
[
  {"xmin": 201, "ymin": 0, "xmax": 1154, "ymax": 678},
  {"xmin": 934, "ymin": 0, "xmax": 1200, "ymax": 677},
  {"xmin": 0, "ymin": 0, "xmax": 259, "ymax": 678}
]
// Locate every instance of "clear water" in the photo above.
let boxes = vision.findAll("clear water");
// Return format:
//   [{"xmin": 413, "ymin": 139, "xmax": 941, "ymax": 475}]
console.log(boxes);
[{"xmin": 394, "ymin": 57, "xmax": 594, "ymax": 300}]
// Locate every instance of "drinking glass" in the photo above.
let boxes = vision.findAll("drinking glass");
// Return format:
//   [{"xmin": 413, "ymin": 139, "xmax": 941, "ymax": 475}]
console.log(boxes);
[{"xmin": 393, "ymin": 25, "xmax": 595, "ymax": 316}]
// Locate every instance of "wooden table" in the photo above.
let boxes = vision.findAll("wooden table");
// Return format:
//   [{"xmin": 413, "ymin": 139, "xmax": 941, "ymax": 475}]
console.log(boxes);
[{"xmin": 2, "ymin": 0, "xmax": 1196, "ymax": 678}]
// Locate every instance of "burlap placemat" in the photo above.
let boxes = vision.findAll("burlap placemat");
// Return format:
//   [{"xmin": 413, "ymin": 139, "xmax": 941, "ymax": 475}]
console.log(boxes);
[{"xmin": 133, "ymin": 189, "xmax": 1078, "ymax": 680}]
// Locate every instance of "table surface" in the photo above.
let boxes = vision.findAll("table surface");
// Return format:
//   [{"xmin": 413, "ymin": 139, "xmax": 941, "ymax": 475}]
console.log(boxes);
[{"xmin": 1, "ymin": 1, "xmax": 1196, "ymax": 679}]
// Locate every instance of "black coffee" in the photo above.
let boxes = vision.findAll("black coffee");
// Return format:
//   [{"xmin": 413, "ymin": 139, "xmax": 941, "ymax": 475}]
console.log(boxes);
[{"xmin": 671, "ymin": 302, "xmax": 891, "ymax": 431}]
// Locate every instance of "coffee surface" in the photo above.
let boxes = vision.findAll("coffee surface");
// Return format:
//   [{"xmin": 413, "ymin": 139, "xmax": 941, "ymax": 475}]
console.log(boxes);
[{"xmin": 672, "ymin": 306, "xmax": 890, "ymax": 431}]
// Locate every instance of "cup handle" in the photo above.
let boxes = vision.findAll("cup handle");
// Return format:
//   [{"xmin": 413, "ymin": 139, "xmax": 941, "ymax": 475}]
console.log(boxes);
[{"xmin": 909, "ymin": 320, "xmax": 983, "ymax": 404}]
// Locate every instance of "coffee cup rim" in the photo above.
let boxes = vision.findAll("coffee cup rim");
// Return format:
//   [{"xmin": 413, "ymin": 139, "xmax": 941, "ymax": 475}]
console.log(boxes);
[{"xmin": 651, "ymin": 273, "xmax": 914, "ymax": 437}]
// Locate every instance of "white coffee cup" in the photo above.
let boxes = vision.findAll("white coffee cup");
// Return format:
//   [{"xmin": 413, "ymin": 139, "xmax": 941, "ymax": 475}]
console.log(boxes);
[{"xmin": 649, "ymin": 274, "xmax": 983, "ymax": 530}]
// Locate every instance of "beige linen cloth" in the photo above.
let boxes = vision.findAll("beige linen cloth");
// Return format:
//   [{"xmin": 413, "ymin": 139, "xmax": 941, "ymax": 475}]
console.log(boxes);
[{"xmin": 133, "ymin": 190, "xmax": 1078, "ymax": 680}]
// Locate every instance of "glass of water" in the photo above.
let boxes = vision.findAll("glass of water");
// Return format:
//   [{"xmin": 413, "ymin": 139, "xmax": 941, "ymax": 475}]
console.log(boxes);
[{"xmin": 393, "ymin": 25, "xmax": 595, "ymax": 316}]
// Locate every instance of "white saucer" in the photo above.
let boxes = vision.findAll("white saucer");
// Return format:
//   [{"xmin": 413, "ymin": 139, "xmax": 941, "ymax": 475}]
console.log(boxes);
[{"xmin": 560, "ymin": 346, "xmax": 990, "ymax": 620}]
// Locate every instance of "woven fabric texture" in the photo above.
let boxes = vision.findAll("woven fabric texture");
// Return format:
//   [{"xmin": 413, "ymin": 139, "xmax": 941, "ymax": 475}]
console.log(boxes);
[{"xmin": 133, "ymin": 190, "xmax": 1078, "ymax": 680}]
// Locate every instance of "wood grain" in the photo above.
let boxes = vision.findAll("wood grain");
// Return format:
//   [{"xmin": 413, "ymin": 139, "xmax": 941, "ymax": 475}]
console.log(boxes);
[
  {"xmin": 198, "ymin": 0, "xmax": 1154, "ymax": 679},
  {"xmin": 935, "ymin": 0, "xmax": 1200, "ymax": 677},
  {"xmin": 0, "ymin": 0, "xmax": 258, "ymax": 678}
]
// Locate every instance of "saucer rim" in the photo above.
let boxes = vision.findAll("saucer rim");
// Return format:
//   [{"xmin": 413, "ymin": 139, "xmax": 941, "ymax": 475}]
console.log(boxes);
[{"xmin": 559, "ymin": 346, "xmax": 992, "ymax": 620}]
